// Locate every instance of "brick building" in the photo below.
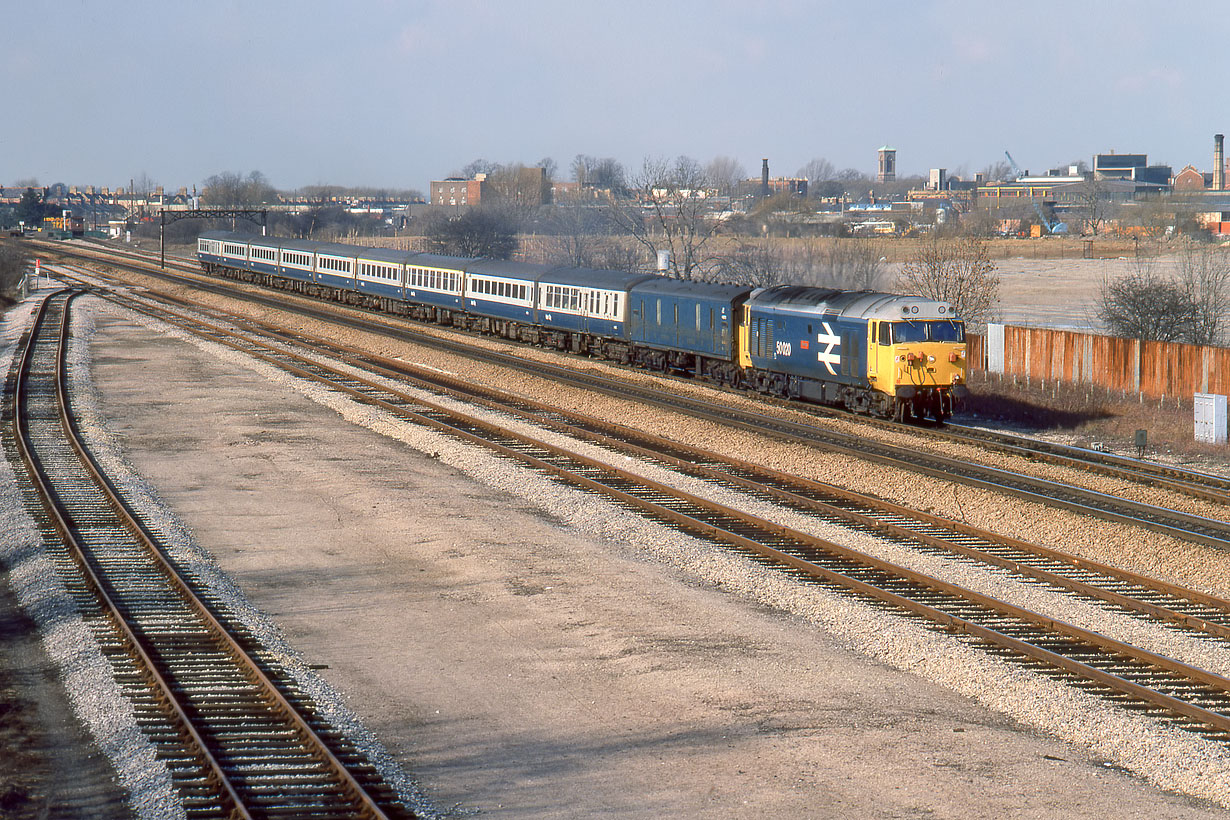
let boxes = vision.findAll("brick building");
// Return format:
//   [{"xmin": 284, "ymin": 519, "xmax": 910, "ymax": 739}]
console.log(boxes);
[{"xmin": 430, "ymin": 177, "xmax": 486, "ymax": 208}]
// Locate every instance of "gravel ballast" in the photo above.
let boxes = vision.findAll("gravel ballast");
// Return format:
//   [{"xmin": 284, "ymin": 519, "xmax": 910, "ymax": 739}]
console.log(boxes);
[{"xmin": 10, "ymin": 268, "xmax": 1230, "ymax": 816}]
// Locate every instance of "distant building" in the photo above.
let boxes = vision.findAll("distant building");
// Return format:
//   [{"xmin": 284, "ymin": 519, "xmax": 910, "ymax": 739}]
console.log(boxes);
[
  {"xmin": 741, "ymin": 175, "xmax": 808, "ymax": 197},
  {"xmin": 877, "ymin": 146, "xmax": 896, "ymax": 183},
  {"xmin": 1172, "ymin": 165, "xmax": 1211, "ymax": 192},
  {"xmin": 431, "ymin": 176, "xmax": 486, "ymax": 208},
  {"xmin": 1093, "ymin": 152, "xmax": 1172, "ymax": 186},
  {"xmin": 767, "ymin": 177, "xmax": 808, "ymax": 196},
  {"xmin": 432, "ymin": 166, "xmax": 549, "ymax": 208},
  {"xmin": 551, "ymin": 181, "xmax": 581, "ymax": 200}
]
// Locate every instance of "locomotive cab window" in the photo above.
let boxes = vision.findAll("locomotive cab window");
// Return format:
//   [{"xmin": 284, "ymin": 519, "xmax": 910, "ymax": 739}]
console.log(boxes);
[{"xmin": 890, "ymin": 320, "xmax": 965, "ymax": 344}]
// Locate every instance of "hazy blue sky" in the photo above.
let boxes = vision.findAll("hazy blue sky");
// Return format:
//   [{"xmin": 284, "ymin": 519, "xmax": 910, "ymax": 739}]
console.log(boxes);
[{"xmin": 6, "ymin": 1, "xmax": 1225, "ymax": 194}]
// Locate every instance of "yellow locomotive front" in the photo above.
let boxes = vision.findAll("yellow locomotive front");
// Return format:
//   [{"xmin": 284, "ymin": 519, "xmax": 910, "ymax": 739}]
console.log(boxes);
[{"xmin": 866, "ymin": 306, "xmax": 968, "ymax": 422}]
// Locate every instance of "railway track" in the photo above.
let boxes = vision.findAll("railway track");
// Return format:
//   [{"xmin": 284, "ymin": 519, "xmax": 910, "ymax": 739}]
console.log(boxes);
[
  {"xmin": 50, "ymin": 256, "xmax": 1230, "ymax": 559},
  {"xmin": 38, "ymin": 240, "xmax": 1230, "ymax": 510},
  {"xmin": 7, "ymin": 289, "xmax": 415, "ymax": 819},
  {"xmin": 68, "ymin": 284, "xmax": 1230, "ymax": 743}
]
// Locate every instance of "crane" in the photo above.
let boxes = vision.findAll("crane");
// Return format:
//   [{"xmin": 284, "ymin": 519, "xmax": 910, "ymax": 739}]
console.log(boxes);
[
  {"xmin": 1004, "ymin": 150, "xmax": 1024, "ymax": 180},
  {"xmin": 1004, "ymin": 150, "xmax": 1067, "ymax": 235}
]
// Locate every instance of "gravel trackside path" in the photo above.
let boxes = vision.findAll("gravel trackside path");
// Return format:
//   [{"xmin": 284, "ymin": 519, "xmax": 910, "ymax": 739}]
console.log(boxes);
[{"xmin": 23, "ymin": 289, "xmax": 1224, "ymax": 817}]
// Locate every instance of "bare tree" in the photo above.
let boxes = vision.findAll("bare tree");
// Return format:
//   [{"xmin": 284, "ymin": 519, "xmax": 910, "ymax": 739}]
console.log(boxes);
[
  {"xmin": 979, "ymin": 160, "xmax": 1014, "ymax": 182},
  {"xmin": 134, "ymin": 171, "xmax": 157, "ymax": 196},
  {"xmin": 570, "ymin": 154, "xmax": 589, "ymax": 186},
  {"xmin": 201, "ymin": 170, "xmax": 277, "ymax": 207},
  {"xmin": 459, "ymin": 158, "xmax": 499, "ymax": 178},
  {"xmin": 897, "ymin": 236, "xmax": 1000, "ymax": 328},
  {"xmin": 1176, "ymin": 240, "xmax": 1230, "ymax": 345},
  {"xmin": 484, "ymin": 163, "xmax": 547, "ymax": 214},
  {"xmin": 1070, "ymin": 179, "xmax": 1114, "ymax": 236},
  {"xmin": 797, "ymin": 157, "xmax": 836, "ymax": 187},
  {"xmin": 714, "ymin": 238, "xmax": 885, "ymax": 290},
  {"xmin": 0, "ymin": 240, "xmax": 31, "ymax": 303},
  {"xmin": 607, "ymin": 155, "xmax": 723, "ymax": 280},
  {"xmin": 810, "ymin": 240, "xmax": 885, "ymax": 289},
  {"xmin": 1097, "ymin": 254, "xmax": 1186, "ymax": 341},
  {"xmin": 538, "ymin": 156, "xmax": 558, "ymax": 182},
  {"xmin": 540, "ymin": 204, "xmax": 611, "ymax": 268},
  {"xmin": 573, "ymin": 155, "xmax": 627, "ymax": 195},
  {"xmin": 704, "ymin": 155, "xmax": 746, "ymax": 198},
  {"xmin": 421, "ymin": 207, "xmax": 518, "ymax": 259},
  {"xmin": 713, "ymin": 242, "xmax": 790, "ymax": 287}
]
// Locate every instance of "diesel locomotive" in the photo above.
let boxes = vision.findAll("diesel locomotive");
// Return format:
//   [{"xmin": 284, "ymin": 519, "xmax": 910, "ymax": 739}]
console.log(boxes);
[{"xmin": 197, "ymin": 231, "xmax": 969, "ymax": 421}]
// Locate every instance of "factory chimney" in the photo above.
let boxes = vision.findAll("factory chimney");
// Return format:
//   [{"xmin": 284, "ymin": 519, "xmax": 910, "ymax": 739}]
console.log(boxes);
[
  {"xmin": 1215, "ymin": 134, "xmax": 1225, "ymax": 191},
  {"xmin": 761, "ymin": 158, "xmax": 770, "ymax": 198}
]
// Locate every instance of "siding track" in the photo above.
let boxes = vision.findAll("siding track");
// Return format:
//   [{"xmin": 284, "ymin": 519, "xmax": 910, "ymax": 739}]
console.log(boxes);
[{"xmin": 8, "ymin": 289, "xmax": 414, "ymax": 819}]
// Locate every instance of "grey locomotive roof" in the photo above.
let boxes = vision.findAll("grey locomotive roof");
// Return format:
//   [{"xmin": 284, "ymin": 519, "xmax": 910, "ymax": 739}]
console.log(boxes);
[
  {"xmin": 747, "ymin": 285, "xmax": 957, "ymax": 321},
  {"xmin": 544, "ymin": 266, "xmax": 653, "ymax": 290},
  {"xmin": 631, "ymin": 276, "xmax": 753, "ymax": 301},
  {"xmin": 465, "ymin": 259, "xmax": 553, "ymax": 280}
]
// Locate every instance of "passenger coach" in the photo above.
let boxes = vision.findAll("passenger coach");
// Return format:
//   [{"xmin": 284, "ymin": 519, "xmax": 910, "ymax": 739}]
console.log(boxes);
[
  {"xmin": 464, "ymin": 259, "xmax": 542, "ymax": 329},
  {"xmin": 535, "ymin": 266, "xmax": 651, "ymax": 356}
]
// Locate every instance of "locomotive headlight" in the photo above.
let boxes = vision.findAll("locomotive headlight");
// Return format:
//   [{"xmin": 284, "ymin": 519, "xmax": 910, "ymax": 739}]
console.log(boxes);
[{"xmin": 927, "ymin": 355, "xmax": 935, "ymax": 363}]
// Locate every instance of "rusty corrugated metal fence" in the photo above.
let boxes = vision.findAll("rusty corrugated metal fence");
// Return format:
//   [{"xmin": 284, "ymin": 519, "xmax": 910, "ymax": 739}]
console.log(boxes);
[{"xmin": 969, "ymin": 325, "xmax": 1230, "ymax": 400}]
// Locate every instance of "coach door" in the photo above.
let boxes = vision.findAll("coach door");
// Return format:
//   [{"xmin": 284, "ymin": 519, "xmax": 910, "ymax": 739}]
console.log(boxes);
[{"xmin": 868, "ymin": 321, "xmax": 878, "ymax": 380}]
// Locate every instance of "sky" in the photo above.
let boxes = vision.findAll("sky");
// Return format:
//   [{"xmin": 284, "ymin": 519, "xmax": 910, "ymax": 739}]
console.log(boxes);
[{"xmin": 6, "ymin": 0, "xmax": 1227, "ymax": 195}]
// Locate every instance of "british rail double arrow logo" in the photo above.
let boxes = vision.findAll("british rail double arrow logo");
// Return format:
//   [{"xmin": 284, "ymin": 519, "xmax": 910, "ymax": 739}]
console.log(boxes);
[{"xmin": 817, "ymin": 322, "xmax": 841, "ymax": 374}]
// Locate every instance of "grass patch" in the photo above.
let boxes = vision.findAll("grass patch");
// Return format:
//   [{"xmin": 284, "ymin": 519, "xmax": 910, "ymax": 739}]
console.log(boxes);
[{"xmin": 957, "ymin": 370, "xmax": 1227, "ymax": 464}]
